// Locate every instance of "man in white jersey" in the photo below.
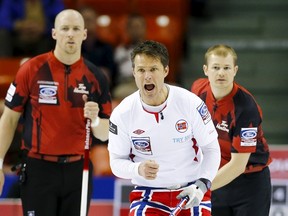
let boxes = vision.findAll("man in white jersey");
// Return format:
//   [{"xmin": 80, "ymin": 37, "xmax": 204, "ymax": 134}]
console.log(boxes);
[{"xmin": 108, "ymin": 40, "xmax": 221, "ymax": 216}]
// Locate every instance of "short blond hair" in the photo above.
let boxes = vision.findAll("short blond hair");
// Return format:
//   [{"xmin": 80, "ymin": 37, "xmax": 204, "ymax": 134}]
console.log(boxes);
[{"xmin": 204, "ymin": 44, "xmax": 238, "ymax": 65}]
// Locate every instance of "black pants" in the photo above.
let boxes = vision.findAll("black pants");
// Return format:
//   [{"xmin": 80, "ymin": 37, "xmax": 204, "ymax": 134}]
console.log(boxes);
[
  {"xmin": 20, "ymin": 157, "xmax": 93, "ymax": 216},
  {"xmin": 212, "ymin": 167, "xmax": 271, "ymax": 216}
]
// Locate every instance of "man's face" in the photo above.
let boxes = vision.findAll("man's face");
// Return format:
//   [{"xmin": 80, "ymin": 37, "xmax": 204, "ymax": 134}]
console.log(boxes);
[
  {"xmin": 133, "ymin": 54, "xmax": 168, "ymax": 105},
  {"xmin": 52, "ymin": 11, "xmax": 87, "ymax": 54},
  {"xmin": 203, "ymin": 54, "xmax": 238, "ymax": 90},
  {"xmin": 81, "ymin": 9, "xmax": 97, "ymax": 36}
]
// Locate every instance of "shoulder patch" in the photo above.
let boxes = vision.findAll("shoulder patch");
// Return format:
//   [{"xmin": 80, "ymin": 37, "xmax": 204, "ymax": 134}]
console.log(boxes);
[
  {"xmin": 197, "ymin": 101, "xmax": 211, "ymax": 124},
  {"xmin": 240, "ymin": 127, "xmax": 257, "ymax": 146},
  {"xmin": 109, "ymin": 120, "xmax": 118, "ymax": 135}
]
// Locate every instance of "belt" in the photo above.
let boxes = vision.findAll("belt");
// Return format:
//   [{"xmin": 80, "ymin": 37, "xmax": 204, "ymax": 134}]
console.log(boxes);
[
  {"xmin": 166, "ymin": 181, "xmax": 195, "ymax": 190},
  {"xmin": 28, "ymin": 152, "xmax": 83, "ymax": 163},
  {"xmin": 136, "ymin": 181, "xmax": 195, "ymax": 190}
]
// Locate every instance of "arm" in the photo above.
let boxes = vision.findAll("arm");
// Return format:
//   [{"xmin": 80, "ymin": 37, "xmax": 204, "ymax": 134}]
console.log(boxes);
[
  {"xmin": 211, "ymin": 152, "xmax": 250, "ymax": 191},
  {"xmin": 198, "ymin": 138, "xmax": 221, "ymax": 181},
  {"xmin": 83, "ymin": 95, "xmax": 109, "ymax": 141},
  {"xmin": 109, "ymin": 152, "xmax": 159, "ymax": 180},
  {"xmin": 0, "ymin": 106, "xmax": 22, "ymax": 195},
  {"xmin": 177, "ymin": 139, "xmax": 221, "ymax": 208},
  {"xmin": 109, "ymin": 152, "xmax": 140, "ymax": 179},
  {"xmin": 90, "ymin": 118, "xmax": 109, "ymax": 141}
]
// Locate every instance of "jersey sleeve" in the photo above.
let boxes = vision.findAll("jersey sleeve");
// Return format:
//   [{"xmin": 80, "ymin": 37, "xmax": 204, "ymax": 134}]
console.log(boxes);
[
  {"xmin": 191, "ymin": 94, "xmax": 218, "ymax": 146},
  {"xmin": 5, "ymin": 61, "xmax": 31, "ymax": 113},
  {"xmin": 94, "ymin": 71, "xmax": 112, "ymax": 119},
  {"xmin": 108, "ymin": 105, "xmax": 132, "ymax": 156},
  {"xmin": 231, "ymin": 97, "xmax": 261, "ymax": 153}
]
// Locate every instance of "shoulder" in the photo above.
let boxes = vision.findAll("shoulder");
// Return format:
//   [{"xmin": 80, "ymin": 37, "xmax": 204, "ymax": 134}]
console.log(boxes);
[
  {"xmin": 17, "ymin": 53, "xmax": 50, "ymax": 74},
  {"xmin": 234, "ymin": 83, "xmax": 261, "ymax": 114},
  {"xmin": 115, "ymin": 92, "xmax": 138, "ymax": 110},
  {"xmin": 111, "ymin": 92, "xmax": 139, "ymax": 119},
  {"xmin": 168, "ymin": 85, "xmax": 203, "ymax": 105},
  {"xmin": 191, "ymin": 78, "xmax": 209, "ymax": 95},
  {"xmin": 235, "ymin": 84, "xmax": 257, "ymax": 105},
  {"xmin": 83, "ymin": 58, "xmax": 106, "ymax": 78}
]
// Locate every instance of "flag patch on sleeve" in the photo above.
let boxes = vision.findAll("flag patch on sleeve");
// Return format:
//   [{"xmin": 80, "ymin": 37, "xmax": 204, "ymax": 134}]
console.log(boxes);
[{"xmin": 109, "ymin": 120, "xmax": 118, "ymax": 135}]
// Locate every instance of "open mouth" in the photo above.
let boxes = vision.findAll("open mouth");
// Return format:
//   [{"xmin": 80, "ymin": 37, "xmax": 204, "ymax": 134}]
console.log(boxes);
[{"xmin": 144, "ymin": 84, "xmax": 155, "ymax": 91}]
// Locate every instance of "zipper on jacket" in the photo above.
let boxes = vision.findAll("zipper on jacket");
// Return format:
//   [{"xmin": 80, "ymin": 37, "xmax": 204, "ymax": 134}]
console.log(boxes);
[
  {"xmin": 36, "ymin": 113, "xmax": 42, "ymax": 153},
  {"xmin": 64, "ymin": 65, "xmax": 71, "ymax": 101}
]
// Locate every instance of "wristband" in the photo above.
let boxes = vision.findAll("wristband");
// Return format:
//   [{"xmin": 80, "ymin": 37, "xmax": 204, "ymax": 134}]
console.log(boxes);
[
  {"xmin": 0, "ymin": 158, "xmax": 3, "ymax": 170},
  {"xmin": 91, "ymin": 116, "xmax": 100, "ymax": 128},
  {"xmin": 197, "ymin": 178, "xmax": 212, "ymax": 190}
]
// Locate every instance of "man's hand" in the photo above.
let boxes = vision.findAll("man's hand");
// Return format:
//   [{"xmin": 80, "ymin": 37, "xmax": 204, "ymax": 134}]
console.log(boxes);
[
  {"xmin": 138, "ymin": 160, "xmax": 159, "ymax": 180},
  {"xmin": 82, "ymin": 95, "xmax": 99, "ymax": 125},
  {"xmin": 176, "ymin": 180, "xmax": 208, "ymax": 209}
]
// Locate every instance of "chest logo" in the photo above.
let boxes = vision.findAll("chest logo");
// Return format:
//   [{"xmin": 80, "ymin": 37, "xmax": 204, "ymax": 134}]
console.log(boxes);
[
  {"xmin": 131, "ymin": 137, "xmax": 152, "ymax": 155},
  {"xmin": 39, "ymin": 84, "xmax": 58, "ymax": 104},
  {"xmin": 74, "ymin": 83, "xmax": 89, "ymax": 94},
  {"xmin": 216, "ymin": 120, "xmax": 229, "ymax": 133},
  {"xmin": 175, "ymin": 119, "xmax": 188, "ymax": 133},
  {"xmin": 133, "ymin": 129, "xmax": 145, "ymax": 135}
]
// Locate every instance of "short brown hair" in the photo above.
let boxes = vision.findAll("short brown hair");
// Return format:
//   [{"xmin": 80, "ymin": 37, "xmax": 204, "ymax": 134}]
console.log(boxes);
[{"xmin": 204, "ymin": 44, "xmax": 238, "ymax": 65}]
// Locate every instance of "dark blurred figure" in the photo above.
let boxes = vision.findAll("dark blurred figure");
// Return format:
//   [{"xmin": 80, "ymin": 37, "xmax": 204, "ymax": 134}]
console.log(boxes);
[
  {"xmin": 113, "ymin": 13, "xmax": 146, "ymax": 101},
  {"xmin": 79, "ymin": 6, "xmax": 115, "ymax": 176},
  {"xmin": 0, "ymin": 0, "xmax": 64, "ymax": 57},
  {"xmin": 79, "ymin": 6, "xmax": 117, "ymax": 91},
  {"xmin": 190, "ymin": 0, "xmax": 210, "ymax": 18}
]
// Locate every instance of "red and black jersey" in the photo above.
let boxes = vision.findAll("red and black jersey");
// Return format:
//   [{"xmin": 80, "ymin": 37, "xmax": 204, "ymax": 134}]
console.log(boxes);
[
  {"xmin": 5, "ymin": 52, "xmax": 112, "ymax": 156},
  {"xmin": 191, "ymin": 78, "xmax": 271, "ymax": 173}
]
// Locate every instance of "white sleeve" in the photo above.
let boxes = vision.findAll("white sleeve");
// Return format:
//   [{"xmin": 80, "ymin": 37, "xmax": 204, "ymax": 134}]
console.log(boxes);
[
  {"xmin": 199, "ymin": 138, "xmax": 221, "ymax": 181},
  {"xmin": 109, "ymin": 152, "xmax": 141, "ymax": 179}
]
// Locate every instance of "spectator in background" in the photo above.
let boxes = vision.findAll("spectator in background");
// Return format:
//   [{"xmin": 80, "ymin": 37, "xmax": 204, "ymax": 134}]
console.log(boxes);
[
  {"xmin": 113, "ymin": 13, "xmax": 147, "ymax": 101},
  {"xmin": 190, "ymin": 0, "xmax": 210, "ymax": 18},
  {"xmin": 79, "ymin": 6, "xmax": 115, "ymax": 176},
  {"xmin": 79, "ymin": 6, "xmax": 117, "ymax": 92},
  {"xmin": 0, "ymin": 0, "xmax": 64, "ymax": 57}
]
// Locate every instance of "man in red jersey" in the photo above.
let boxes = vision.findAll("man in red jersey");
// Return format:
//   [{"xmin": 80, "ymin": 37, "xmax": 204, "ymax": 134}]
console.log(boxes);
[
  {"xmin": 191, "ymin": 44, "xmax": 272, "ymax": 216},
  {"xmin": 0, "ymin": 9, "xmax": 111, "ymax": 216}
]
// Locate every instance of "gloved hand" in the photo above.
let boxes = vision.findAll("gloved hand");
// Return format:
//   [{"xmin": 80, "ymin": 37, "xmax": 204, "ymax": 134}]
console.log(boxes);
[{"xmin": 176, "ymin": 179, "xmax": 208, "ymax": 209}]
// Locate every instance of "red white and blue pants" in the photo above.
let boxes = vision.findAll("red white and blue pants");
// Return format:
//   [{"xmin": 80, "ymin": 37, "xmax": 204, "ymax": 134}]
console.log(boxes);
[{"xmin": 129, "ymin": 186, "xmax": 211, "ymax": 216}]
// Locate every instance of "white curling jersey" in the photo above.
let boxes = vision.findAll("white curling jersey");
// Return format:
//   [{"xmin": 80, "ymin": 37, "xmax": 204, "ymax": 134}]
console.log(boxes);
[{"xmin": 108, "ymin": 85, "xmax": 218, "ymax": 187}]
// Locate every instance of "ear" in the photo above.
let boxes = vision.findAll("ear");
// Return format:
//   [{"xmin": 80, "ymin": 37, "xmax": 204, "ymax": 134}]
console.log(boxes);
[
  {"xmin": 83, "ymin": 29, "xmax": 87, "ymax": 41},
  {"xmin": 164, "ymin": 65, "xmax": 169, "ymax": 78},
  {"xmin": 203, "ymin": 64, "xmax": 208, "ymax": 76},
  {"xmin": 234, "ymin": 65, "xmax": 239, "ymax": 76},
  {"xmin": 51, "ymin": 28, "xmax": 56, "ymax": 40}
]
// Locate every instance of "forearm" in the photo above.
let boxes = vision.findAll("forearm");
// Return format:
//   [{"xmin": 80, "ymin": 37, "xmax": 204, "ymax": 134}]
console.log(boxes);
[
  {"xmin": 0, "ymin": 107, "xmax": 22, "ymax": 160},
  {"xmin": 0, "ymin": 119, "xmax": 18, "ymax": 159},
  {"xmin": 109, "ymin": 152, "xmax": 140, "ymax": 179},
  {"xmin": 211, "ymin": 163, "xmax": 243, "ymax": 191},
  {"xmin": 211, "ymin": 153, "xmax": 250, "ymax": 191},
  {"xmin": 200, "ymin": 139, "xmax": 221, "ymax": 181},
  {"xmin": 91, "ymin": 118, "xmax": 109, "ymax": 141}
]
